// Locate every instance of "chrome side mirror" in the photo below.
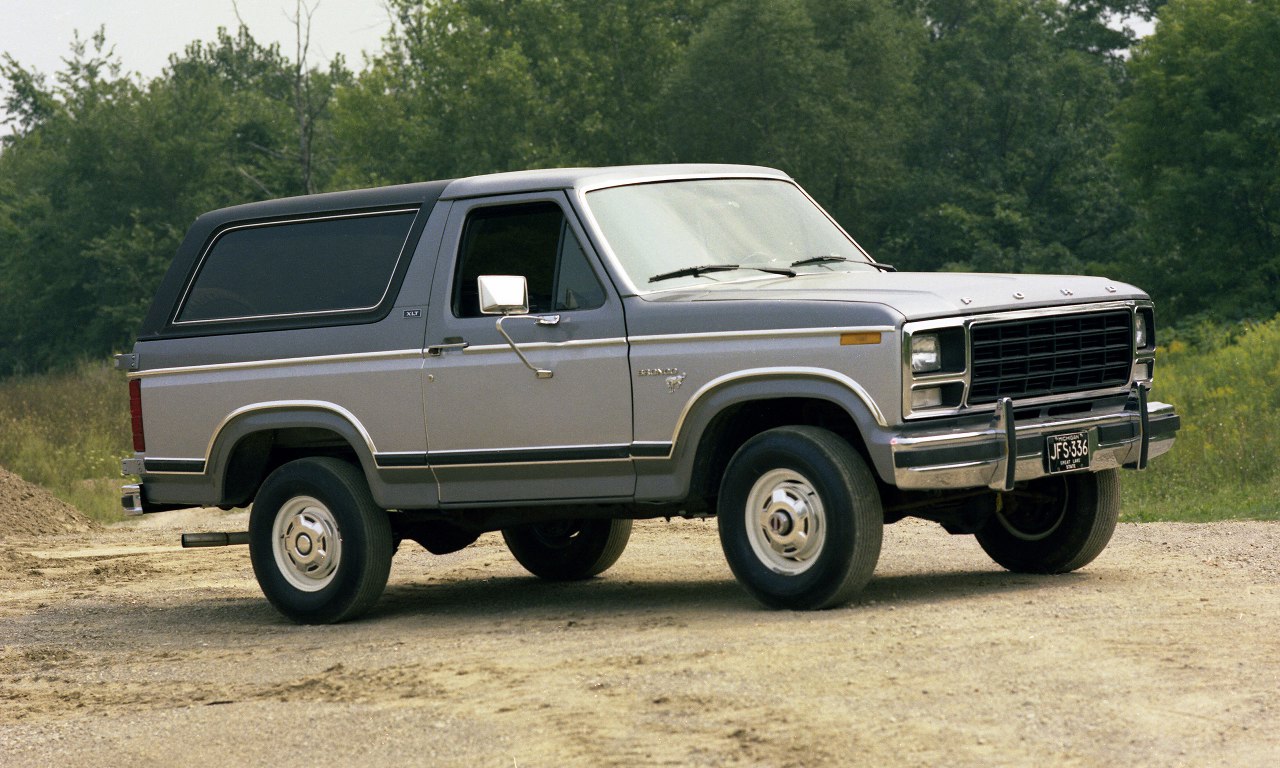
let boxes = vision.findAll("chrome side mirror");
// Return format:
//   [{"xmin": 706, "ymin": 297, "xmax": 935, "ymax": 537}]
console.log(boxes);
[
  {"xmin": 476, "ymin": 274, "xmax": 557, "ymax": 379},
  {"xmin": 477, "ymin": 275, "xmax": 530, "ymax": 316}
]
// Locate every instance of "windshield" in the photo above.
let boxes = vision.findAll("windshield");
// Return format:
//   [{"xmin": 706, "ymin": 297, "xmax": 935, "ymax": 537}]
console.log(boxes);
[{"xmin": 584, "ymin": 178, "xmax": 875, "ymax": 291}]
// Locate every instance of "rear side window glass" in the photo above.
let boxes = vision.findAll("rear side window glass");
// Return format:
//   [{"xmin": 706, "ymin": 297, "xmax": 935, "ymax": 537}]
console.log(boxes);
[{"xmin": 177, "ymin": 210, "xmax": 417, "ymax": 323}]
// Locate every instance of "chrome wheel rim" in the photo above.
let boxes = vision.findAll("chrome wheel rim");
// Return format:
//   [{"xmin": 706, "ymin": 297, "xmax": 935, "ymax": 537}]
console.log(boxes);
[
  {"xmin": 272, "ymin": 495, "xmax": 342, "ymax": 592},
  {"xmin": 745, "ymin": 469, "xmax": 825, "ymax": 575}
]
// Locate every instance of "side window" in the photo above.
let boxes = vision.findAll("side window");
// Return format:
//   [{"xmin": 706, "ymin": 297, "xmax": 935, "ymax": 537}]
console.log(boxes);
[
  {"xmin": 178, "ymin": 210, "xmax": 417, "ymax": 323},
  {"xmin": 452, "ymin": 202, "xmax": 605, "ymax": 318}
]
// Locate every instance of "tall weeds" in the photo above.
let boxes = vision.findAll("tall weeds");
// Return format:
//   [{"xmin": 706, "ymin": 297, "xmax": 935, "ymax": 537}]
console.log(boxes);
[
  {"xmin": 0, "ymin": 361, "xmax": 131, "ymax": 521},
  {"xmin": 1123, "ymin": 317, "xmax": 1280, "ymax": 521}
]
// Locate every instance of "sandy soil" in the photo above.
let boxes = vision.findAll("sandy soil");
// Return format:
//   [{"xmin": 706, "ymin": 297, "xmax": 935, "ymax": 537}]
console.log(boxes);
[{"xmin": 1, "ymin": 506, "xmax": 1277, "ymax": 767}]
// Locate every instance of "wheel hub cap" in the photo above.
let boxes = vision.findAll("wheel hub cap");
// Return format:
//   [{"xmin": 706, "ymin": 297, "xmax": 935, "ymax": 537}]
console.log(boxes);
[
  {"xmin": 767, "ymin": 509, "xmax": 795, "ymax": 536},
  {"xmin": 271, "ymin": 496, "xmax": 342, "ymax": 592},
  {"xmin": 745, "ymin": 470, "xmax": 826, "ymax": 575}
]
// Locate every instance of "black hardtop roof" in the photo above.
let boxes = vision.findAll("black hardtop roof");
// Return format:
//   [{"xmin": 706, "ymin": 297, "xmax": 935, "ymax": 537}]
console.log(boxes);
[
  {"xmin": 138, "ymin": 180, "xmax": 454, "ymax": 339},
  {"xmin": 192, "ymin": 179, "xmax": 455, "ymax": 230}
]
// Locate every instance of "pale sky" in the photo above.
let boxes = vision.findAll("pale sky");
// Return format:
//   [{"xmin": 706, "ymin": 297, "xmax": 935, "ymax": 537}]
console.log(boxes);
[{"xmin": 0, "ymin": 0, "xmax": 393, "ymax": 84}]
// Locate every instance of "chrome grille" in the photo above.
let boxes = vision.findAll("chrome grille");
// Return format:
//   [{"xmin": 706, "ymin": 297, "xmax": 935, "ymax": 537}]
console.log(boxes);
[{"xmin": 969, "ymin": 311, "xmax": 1133, "ymax": 404}]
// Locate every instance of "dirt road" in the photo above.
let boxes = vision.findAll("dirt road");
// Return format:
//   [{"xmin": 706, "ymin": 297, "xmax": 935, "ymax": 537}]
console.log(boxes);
[{"xmin": 1, "ymin": 510, "xmax": 1277, "ymax": 767}]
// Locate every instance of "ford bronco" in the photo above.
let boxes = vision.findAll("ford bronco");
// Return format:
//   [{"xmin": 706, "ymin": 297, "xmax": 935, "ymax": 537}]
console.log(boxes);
[{"xmin": 118, "ymin": 164, "xmax": 1179, "ymax": 623}]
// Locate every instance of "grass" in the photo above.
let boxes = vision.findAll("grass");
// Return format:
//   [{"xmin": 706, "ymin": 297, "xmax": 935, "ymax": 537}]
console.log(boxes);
[
  {"xmin": 1, "ymin": 319, "xmax": 1278, "ymax": 524},
  {"xmin": 0, "ymin": 361, "xmax": 132, "ymax": 522},
  {"xmin": 1121, "ymin": 316, "xmax": 1280, "ymax": 522}
]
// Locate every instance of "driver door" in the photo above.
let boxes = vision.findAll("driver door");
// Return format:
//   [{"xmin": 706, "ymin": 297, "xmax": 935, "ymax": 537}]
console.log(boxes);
[{"xmin": 422, "ymin": 192, "xmax": 634, "ymax": 504}]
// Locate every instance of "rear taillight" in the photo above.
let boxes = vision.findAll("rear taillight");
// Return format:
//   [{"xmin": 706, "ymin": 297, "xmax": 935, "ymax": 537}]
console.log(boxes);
[{"xmin": 129, "ymin": 379, "xmax": 145, "ymax": 452}]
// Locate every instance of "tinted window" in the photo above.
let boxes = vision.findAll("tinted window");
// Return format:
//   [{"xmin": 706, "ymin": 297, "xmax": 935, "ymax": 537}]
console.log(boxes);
[
  {"xmin": 178, "ymin": 210, "xmax": 417, "ymax": 323},
  {"xmin": 452, "ymin": 202, "xmax": 605, "ymax": 317}
]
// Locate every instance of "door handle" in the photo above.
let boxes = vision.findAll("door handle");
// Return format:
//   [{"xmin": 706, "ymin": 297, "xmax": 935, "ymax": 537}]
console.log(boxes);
[{"xmin": 426, "ymin": 339, "xmax": 469, "ymax": 356}]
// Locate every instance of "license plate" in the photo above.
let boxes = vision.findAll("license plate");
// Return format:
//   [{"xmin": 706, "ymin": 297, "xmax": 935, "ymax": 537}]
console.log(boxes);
[{"xmin": 1045, "ymin": 431, "xmax": 1090, "ymax": 474}]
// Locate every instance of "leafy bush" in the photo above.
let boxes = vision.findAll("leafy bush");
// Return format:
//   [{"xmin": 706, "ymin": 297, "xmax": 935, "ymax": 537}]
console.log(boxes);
[
  {"xmin": 0, "ymin": 361, "xmax": 130, "ymax": 522},
  {"xmin": 1123, "ymin": 316, "xmax": 1280, "ymax": 521}
]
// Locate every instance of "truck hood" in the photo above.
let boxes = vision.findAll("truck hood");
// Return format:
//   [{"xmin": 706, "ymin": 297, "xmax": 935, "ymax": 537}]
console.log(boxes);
[{"xmin": 642, "ymin": 270, "xmax": 1148, "ymax": 320}]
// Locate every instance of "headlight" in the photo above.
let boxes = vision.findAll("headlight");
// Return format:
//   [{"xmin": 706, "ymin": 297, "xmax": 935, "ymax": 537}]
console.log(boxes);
[
  {"xmin": 911, "ymin": 387, "xmax": 943, "ymax": 409},
  {"xmin": 910, "ymin": 334, "xmax": 941, "ymax": 374},
  {"xmin": 1135, "ymin": 309, "xmax": 1155, "ymax": 350}
]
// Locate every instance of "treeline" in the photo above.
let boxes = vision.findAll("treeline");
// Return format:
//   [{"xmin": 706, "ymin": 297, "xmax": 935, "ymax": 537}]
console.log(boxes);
[{"xmin": 1, "ymin": 0, "xmax": 1277, "ymax": 374}]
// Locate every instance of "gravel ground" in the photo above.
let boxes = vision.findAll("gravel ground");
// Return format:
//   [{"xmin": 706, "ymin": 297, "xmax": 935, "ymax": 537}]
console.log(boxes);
[{"xmin": 1, "ymin": 508, "xmax": 1277, "ymax": 767}]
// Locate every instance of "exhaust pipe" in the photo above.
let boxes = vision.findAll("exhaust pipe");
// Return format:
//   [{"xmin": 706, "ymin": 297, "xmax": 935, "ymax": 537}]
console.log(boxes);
[{"xmin": 181, "ymin": 531, "xmax": 249, "ymax": 548}]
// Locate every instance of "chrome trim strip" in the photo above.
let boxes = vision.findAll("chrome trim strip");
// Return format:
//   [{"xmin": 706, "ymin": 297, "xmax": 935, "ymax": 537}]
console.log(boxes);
[
  {"xmin": 374, "ymin": 451, "xmax": 430, "ymax": 468},
  {"xmin": 444, "ymin": 337, "xmax": 628, "ymax": 354},
  {"xmin": 628, "ymin": 326, "xmax": 896, "ymax": 345},
  {"xmin": 131, "ymin": 348, "xmax": 424, "ymax": 379},
  {"xmin": 204, "ymin": 400, "xmax": 382, "ymax": 463},
  {"xmin": 422, "ymin": 442, "xmax": 630, "ymax": 457},
  {"xmin": 574, "ymin": 169, "xmax": 791, "ymax": 196},
  {"xmin": 662, "ymin": 368, "xmax": 888, "ymax": 453},
  {"xmin": 376, "ymin": 441, "xmax": 676, "ymax": 469},
  {"xmin": 429, "ymin": 458, "xmax": 632, "ymax": 469},
  {"xmin": 630, "ymin": 441, "xmax": 675, "ymax": 459},
  {"xmin": 143, "ymin": 458, "xmax": 206, "ymax": 474},
  {"xmin": 173, "ymin": 208, "xmax": 422, "ymax": 326}
]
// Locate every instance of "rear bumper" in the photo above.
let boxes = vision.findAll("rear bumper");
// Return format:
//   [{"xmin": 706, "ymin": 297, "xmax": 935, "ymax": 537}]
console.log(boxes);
[
  {"xmin": 120, "ymin": 482, "xmax": 193, "ymax": 515},
  {"xmin": 121, "ymin": 484, "xmax": 143, "ymax": 515},
  {"xmin": 888, "ymin": 388, "xmax": 1179, "ymax": 491}
]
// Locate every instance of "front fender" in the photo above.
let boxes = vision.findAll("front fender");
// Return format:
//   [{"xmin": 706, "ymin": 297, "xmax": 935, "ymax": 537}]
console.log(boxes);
[{"xmin": 634, "ymin": 370, "xmax": 894, "ymax": 502}]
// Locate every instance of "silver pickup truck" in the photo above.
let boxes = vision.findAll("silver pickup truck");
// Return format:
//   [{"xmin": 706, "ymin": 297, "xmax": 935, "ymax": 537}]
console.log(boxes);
[{"xmin": 118, "ymin": 164, "xmax": 1179, "ymax": 623}]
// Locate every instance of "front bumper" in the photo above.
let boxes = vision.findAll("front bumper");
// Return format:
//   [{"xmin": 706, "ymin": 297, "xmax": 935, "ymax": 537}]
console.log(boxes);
[{"xmin": 889, "ymin": 388, "xmax": 1179, "ymax": 491}]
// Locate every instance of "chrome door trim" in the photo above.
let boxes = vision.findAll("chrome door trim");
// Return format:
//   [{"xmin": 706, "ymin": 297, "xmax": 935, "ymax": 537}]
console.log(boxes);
[{"xmin": 130, "ymin": 348, "xmax": 424, "ymax": 379}]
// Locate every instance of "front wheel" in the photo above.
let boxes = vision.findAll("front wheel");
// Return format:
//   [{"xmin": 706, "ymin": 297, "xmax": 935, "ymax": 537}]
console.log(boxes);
[
  {"xmin": 717, "ymin": 426, "xmax": 883, "ymax": 610},
  {"xmin": 975, "ymin": 469, "xmax": 1120, "ymax": 574},
  {"xmin": 249, "ymin": 457, "xmax": 393, "ymax": 624},
  {"xmin": 502, "ymin": 518, "xmax": 632, "ymax": 581}
]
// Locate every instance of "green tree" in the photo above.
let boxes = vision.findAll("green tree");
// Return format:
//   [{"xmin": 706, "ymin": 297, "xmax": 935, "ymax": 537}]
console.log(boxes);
[
  {"xmin": 665, "ymin": 0, "xmax": 845, "ymax": 175},
  {"xmin": 0, "ymin": 26, "xmax": 348, "ymax": 373},
  {"xmin": 0, "ymin": 31, "xmax": 146, "ymax": 370},
  {"xmin": 1114, "ymin": 0, "xmax": 1280, "ymax": 320},
  {"xmin": 662, "ymin": 0, "xmax": 921, "ymax": 252},
  {"xmin": 885, "ymin": 0, "xmax": 1133, "ymax": 276},
  {"xmin": 333, "ymin": 0, "xmax": 716, "ymax": 185}
]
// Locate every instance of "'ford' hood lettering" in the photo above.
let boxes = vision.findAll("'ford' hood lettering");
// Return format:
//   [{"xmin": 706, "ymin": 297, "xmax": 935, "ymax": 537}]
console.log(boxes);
[{"xmin": 658, "ymin": 271, "xmax": 1144, "ymax": 320}]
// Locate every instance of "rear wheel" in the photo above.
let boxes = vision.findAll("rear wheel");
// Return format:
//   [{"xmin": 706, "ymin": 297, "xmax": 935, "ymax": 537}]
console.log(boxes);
[
  {"xmin": 717, "ymin": 426, "xmax": 883, "ymax": 610},
  {"xmin": 502, "ymin": 518, "xmax": 632, "ymax": 581},
  {"xmin": 976, "ymin": 469, "xmax": 1120, "ymax": 573},
  {"xmin": 249, "ymin": 457, "xmax": 393, "ymax": 623}
]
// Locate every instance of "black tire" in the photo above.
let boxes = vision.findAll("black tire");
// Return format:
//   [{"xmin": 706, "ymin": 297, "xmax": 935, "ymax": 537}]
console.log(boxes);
[
  {"xmin": 975, "ymin": 469, "xmax": 1120, "ymax": 574},
  {"xmin": 249, "ymin": 457, "xmax": 393, "ymax": 624},
  {"xmin": 502, "ymin": 518, "xmax": 632, "ymax": 581},
  {"xmin": 717, "ymin": 426, "xmax": 883, "ymax": 610}
]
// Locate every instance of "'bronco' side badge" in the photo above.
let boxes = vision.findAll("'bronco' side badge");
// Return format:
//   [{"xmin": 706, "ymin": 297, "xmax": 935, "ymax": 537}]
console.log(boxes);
[{"xmin": 638, "ymin": 368, "xmax": 686, "ymax": 393}]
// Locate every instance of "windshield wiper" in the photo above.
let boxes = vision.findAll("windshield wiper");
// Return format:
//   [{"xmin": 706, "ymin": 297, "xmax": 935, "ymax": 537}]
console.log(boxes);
[
  {"xmin": 649, "ymin": 264, "xmax": 742, "ymax": 283},
  {"xmin": 790, "ymin": 255, "xmax": 897, "ymax": 272},
  {"xmin": 648, "ymin": 264, "xmax": 795, "ymax": 284}
]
